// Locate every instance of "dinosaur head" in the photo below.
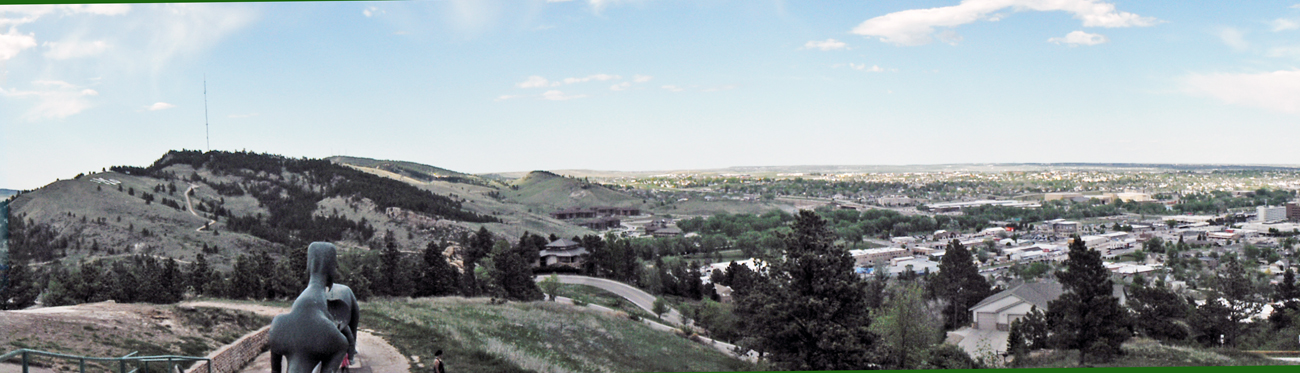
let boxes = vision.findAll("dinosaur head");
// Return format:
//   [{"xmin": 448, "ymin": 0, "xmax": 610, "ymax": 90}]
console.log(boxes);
[{"xmin": 307, "ymin": 242, "xmax": 338, "ymax": 289}]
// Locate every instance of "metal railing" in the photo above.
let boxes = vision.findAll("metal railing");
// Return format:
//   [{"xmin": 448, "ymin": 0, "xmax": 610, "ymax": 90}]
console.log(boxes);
[{"xmin": 0, "ymin": 348, "xmax": 211, "ymax": 373}]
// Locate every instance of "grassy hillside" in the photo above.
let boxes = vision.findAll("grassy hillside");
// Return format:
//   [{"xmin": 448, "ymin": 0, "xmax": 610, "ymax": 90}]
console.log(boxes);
[
  {"xmin": 1013, "ymin": 338, "xmax": 1293, "ymax": 368},
  {"xmin": 331, "ymin": 161, "xmax": 596, "ymax": 239},
  {"xmin": 363, "ymin": 297, "xmax": 755, "ymax": 373},
  {"xmin": 6, "ymin": 150, "xmax": 498, "ymax": 270},
  {"xmin": 329, "ymin": 156, "xmax": 503, "ymax": 188},
  {"xmin": 507, "ymin": 171, "xmax": 647, "ymax": 213},
  {"xmin": 1, "ymin": 302, "xmax": 267, "ymax": 371}
]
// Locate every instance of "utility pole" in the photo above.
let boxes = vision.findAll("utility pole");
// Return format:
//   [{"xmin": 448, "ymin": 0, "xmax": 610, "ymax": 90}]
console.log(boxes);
[{"xmin": 204, "ymin": 74, "xmax": 210, "ymax": 152}]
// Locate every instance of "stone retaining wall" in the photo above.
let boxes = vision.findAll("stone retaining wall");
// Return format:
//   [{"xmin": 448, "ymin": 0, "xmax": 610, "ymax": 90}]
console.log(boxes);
[{"xmin": 185, "ymin": 325, "xmax": 270, "ymax": 373}]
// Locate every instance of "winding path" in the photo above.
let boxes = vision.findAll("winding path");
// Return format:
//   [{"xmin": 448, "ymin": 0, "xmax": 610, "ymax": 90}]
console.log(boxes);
[
  {"xmin": 534, "ymin": 274, "xmax": 758, "ymax": 361},
  {"xmin": 184, "ymin": 184, "xmax": 217, "ymax": 232}
]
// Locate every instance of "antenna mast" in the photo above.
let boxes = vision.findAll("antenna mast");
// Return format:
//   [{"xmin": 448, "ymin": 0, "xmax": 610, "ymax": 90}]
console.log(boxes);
[{"xmin": 204, "ymin": 75, "xmax": 210, "ymax": 152}]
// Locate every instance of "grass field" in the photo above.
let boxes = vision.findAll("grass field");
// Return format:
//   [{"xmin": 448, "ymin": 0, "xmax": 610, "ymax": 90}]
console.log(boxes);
[
  {"xmin": 1013, "ymin": 338, "xmax": 1293, "ymax": 368},
  {"xmin": 362, "ymin": 297, "xmax": 755, "ymax": 373}
]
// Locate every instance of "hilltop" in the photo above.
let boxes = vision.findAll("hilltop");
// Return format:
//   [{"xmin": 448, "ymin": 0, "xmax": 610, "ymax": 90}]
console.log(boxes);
[{"xmin": 6, "ymin": 150, "xmax": 498, "ymax": 270}]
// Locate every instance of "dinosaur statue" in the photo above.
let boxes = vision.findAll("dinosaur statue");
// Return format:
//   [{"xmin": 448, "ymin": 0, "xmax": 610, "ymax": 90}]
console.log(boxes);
[
  {"xmin": 269, "ymin": 242, "xmax": 351, "ymax": 373},
  {"xmin": 327, "ymin": 283, "xmax": 360, "ymax": 359}
]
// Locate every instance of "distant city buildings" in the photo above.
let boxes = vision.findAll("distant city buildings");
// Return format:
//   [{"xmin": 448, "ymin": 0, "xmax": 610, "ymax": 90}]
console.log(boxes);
[{"xmin": 1258, "ymin": 205, "xmax": 1288, "ymax": 223}]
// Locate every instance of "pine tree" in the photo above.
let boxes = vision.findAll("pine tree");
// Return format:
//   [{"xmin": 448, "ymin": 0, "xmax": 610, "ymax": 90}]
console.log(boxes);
[
  {"xmin": 1, "ymin": 260, "xmax": 39, "ymax": 310},
  {"xmin": 1045, "ymin": 235, "xmax": 1132, "ymax": 365},
  {"xmin": 188, "ymin": 253, "xmax": 214, "ymax": 296},
  {"xmin": 1128, "ymin": 280, "xmax": 1189, "ymax": 341},
  {"xmin": 732, "ymin": 210, "xmax": 876, "ymax": 370},
  {"xmin": 931, "ymin": 239, "xmax": 992, "ymax": 329},
  {"xmin": 418, "ymin": 241, "xmax": 460, "ymax": 296},
  {"xmin": 1006, "ymin": 319, "xmax": 1027, "ymax": 365}
]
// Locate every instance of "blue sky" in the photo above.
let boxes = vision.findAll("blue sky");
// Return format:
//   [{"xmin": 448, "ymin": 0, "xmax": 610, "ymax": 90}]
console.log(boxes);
[{"xmin": 2, "ymin": 0, "xmax": 1300, "ymax": 190}]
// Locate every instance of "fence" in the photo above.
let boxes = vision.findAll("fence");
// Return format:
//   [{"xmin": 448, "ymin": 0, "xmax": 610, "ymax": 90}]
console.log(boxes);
[{"xmin": 0, "ymin": 348, "xmax": 211, "ymax": 373}]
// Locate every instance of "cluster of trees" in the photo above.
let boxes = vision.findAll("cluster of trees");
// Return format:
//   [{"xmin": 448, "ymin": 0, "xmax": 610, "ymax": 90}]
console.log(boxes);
[
  {"xmin": 716, "ymin": 211, "xmax": 1002, "ymax": 370},
  {"xmin": 0, "ymin": 227, "xmax": 549, "ymax": 310},
  {"xmin": 1172, "ymin": 188, "xmax": 1295, "ymax": 214}
]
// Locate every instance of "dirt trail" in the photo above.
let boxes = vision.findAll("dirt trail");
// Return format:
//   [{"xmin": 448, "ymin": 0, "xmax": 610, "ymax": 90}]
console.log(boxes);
[
  {"xmin": 179, "ymin": 301, "xmax": 410, "ymax": 373},
  {"xmin": 184, "ymin": 184, "xmax": 217, "ymax": 232}
]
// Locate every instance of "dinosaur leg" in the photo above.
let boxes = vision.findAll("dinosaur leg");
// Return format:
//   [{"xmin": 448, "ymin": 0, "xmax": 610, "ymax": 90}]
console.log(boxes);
[{"xmin": 271, "ymin": 352, "xmax": 283, "ymax": 373}]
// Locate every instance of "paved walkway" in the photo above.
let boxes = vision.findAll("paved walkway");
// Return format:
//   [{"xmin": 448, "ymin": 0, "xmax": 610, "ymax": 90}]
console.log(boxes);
[
  {"xmin": 535, "ymin": 274, "xmax": 685, "ymax": 325},
  {"xmin": 179, "ymin": 301, "xmax": 410, "ymax": 373},
  {"xmin": 536, "ymin": 275, "xmax": 758, "ymax": 362}
]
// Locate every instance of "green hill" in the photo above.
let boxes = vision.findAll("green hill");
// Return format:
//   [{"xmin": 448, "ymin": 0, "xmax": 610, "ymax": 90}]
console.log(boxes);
[
  {"xmin": 5, "ymin": 150, "xmax": 497, "ymax": 270},
  {"xmin": 507, "ymin": 171, "xmax": 647, "ymax": 214},
  {"xmin": 364, "ymin": 297, "xmax": 756, "ymax": 373}
]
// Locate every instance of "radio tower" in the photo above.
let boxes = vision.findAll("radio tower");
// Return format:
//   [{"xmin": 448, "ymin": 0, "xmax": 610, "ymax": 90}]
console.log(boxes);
[{"xmin": 204, "ymin": 75, "xmax": 210, "ymax": 152}]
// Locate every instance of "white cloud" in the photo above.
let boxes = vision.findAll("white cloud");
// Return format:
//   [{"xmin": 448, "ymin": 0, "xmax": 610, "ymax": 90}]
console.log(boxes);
[
  {"xmin": 0, "ymin": 80, "xmax": 99, "ymax": 120},
  {"xmin": 803, "ymin": 38, "xmax": 847, "ymax": 51},
  {"xmin": 1183, "ymin": 70, "xmax": 1300, "ymax": 114},
  {"xmin": 562, "ymin": 73, "xmax": 620, "ymax": 84},
  {"xmin": 1216, "ymin": 27, "xmax": 1249, "ymax": 51},
  {"xmin": 661, "ymin": 85, "xmax": 683, "ymax": 92},
  {"xmin": 516, "ymin": 75, "xmax": 555, "ymax": 88},
  {"xmin": 1048, "ymin": 30, "xmax": 1108, "ymax": 46},
  {"xmin": 1266, "ymin": 45, "xmax": 1300, "ymax": 59},
  {"xmin": 849, "ymin": 63, "xmax": 886, "ymax": 72},
  {"xmin": 0, "ymin": 28, "xmax": 37, "ymax": 60},
  {"xmin": 610, "ymin": 82, "xmax": 631, "ymax": 91},
  {"xmin": 363, "ymin": 6, "xmax": 384, "ymax": 17},
  {"xmin": 851, "ymin": 0, "xmax": 1159, "ymax": 46},
  {"xmin": 228, "ymin": 113, "xmax": 259, "ymax": 118},
  {"xmin": 147, "ymin": 102, "xmax": 175, "ymax": 111},
  {"xmin": 633, "ymin": 74, "xmax": 652, "ymax": 83},
  {"xmin": 541, "ymin": 90, "xmax": 585, "ymax": 100},
  {"xmin": 43, "ymin": 40, "xmax": 109, "ymax": 59},
  {"xmin": 1271, "ymin": 18, "xmax": 1300, "ymax": 32},
  {"xmin": 703, "ymin": 85, "xmax": 736, "ymax": 92}
]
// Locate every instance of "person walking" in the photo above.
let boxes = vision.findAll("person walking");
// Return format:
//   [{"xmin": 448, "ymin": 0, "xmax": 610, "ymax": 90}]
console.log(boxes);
[{"xmin": 433, "ymin": 350, "xmax": 446, "ymax": 373}]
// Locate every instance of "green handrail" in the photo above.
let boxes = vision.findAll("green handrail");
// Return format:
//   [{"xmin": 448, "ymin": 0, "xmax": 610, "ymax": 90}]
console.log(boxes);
[{"xmin": 0, "ymin": 348, "xmax": 212, "ymax": 373}]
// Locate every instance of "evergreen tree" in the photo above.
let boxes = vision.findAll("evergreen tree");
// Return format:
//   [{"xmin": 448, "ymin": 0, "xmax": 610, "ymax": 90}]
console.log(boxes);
[
  {"xmin": 1006, "ymin": 319, "xmax": 1027, "ymax": 365},
  {"xmin": 1, "ymin": 260, "xmax": 39, "ymax": 310},
  {"xmin": 1128, "ymin": 280, "xmax": 1189, "ymax": 341},
  {"xmin": 418, "ymin": 241, "xmax": 460, "ymax": 297},
  {"xmin": 160, "ymin": 258, "xmax": 185, "ymax": 303},
  {"xmin": 1211, "ymin": 255, "xmax": 1263, "ymax": 346},
  {"xmin": 492, "ymin": 241, "xmax": 543, "ymax": 301},
  {"xmin": 1270, "ymin": 269, "xmax": 1300, "ymax": 329},
  {"xmin": 930, "ymin": 239, "xmax": 992, "ymax": 329},
  {"xmin": 732, "ymin": 210, "xmax": 877, "ymax": 370},
  {"xmin": 1045, "ymin": 235, "xmax": 1132, "ymax": 365},
  {"xmin": 187, "ymin": 253, "xmax": 214, "ymax": 296}
]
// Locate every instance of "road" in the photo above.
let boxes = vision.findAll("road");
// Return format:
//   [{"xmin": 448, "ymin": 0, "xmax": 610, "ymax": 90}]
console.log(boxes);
[
  {"xmin": 535, "ymin": 274, "xmax": 684, "ymax": 326},
  {"xmin": 535, "ymin": 275, "xmax": 759, "ymax": 362}
]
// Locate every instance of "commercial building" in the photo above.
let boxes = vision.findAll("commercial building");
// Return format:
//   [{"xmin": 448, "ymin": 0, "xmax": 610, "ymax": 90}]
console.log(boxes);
[
  {"xmin": 850, "ymin": 247, "xmax": 910, "ymax": 268},
  {"xmin": 1259, "ymin": 205, "xmax": 1289, "ymax": 223}
]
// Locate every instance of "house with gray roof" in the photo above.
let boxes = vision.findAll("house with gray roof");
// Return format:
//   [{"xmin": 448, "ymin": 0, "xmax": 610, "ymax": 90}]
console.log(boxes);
[
  {"xmin": 537, "ymin": 238, "xmax": 590, "ymax": 268},
  {"xmin": 947, "ymin": 279, "xmax": 1128, "ymax": 358}
]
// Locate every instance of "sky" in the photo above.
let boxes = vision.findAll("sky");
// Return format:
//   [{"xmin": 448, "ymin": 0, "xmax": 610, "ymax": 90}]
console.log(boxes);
[{"xmin": 2, "ymin": 0, "xmax": 1300, "ymax": 190}]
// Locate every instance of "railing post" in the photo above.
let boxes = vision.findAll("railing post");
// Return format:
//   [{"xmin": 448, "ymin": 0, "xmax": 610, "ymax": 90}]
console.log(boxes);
[
  {"xmin": 120, "ymin": 358, "xmax": 127, "ymax": 373},
  {"xmin": 80, "ymin": 357, "xmax": 87, "ymax": 373}
]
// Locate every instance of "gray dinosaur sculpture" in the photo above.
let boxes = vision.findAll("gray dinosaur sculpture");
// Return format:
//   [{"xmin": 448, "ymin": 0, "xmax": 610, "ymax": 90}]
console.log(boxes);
[{"xmin": 269, "ymin": 242, "xmax": 353, "ymax": 373}]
